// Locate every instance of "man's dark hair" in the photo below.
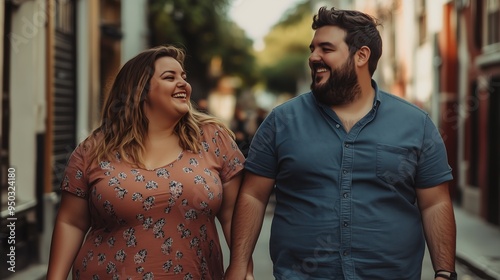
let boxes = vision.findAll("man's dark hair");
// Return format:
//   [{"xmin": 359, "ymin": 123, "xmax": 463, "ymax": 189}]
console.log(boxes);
[{"xmin": 312, "ymin": 6, "xmax": 382, "ymax": 76}]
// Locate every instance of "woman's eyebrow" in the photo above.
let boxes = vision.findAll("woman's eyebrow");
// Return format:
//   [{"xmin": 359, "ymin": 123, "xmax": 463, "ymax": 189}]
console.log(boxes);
[
  {"xmin": 160, "ymin": 70, "xmax": 186, "ymax": 77},
  {"xmin": 160, "ymin": 70, "xmax": 175, "ymax": 77}
]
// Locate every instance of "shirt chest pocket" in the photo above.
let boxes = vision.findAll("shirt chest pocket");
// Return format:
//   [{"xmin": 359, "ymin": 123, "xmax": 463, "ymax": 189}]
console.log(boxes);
[{"xmin": 376, "ymin": 144, "xmax": 417, "ymax": 186}]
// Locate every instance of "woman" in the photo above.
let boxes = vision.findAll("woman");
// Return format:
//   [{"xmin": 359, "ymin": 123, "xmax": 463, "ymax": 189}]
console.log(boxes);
[{"xmin": 47, "ymin": 45, "xmax": 251, "ymax": 279}]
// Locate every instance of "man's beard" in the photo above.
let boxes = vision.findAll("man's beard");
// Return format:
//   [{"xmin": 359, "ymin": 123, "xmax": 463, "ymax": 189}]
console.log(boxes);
[{"xmin": 310, "ymin": 58, "xmax": 361, "ymax": 106}]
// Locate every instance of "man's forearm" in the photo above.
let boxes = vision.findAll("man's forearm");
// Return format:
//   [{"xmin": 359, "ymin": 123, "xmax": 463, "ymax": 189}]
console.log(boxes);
[
  {"xmin": 230, "ymin": 192, "xmax": 268, "ymax": 266},
  {"xmin": 421, "ymin": 201, "xmax": 457, "ymax": 272}
]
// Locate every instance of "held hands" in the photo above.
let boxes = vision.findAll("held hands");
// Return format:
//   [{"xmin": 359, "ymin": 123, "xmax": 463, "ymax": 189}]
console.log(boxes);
[
  {"xmin": 225, "ymin": 261, "xmax": 254, "ymax": 280},
  {"xmin": 225, "ymin": 256, "xmax": 254, "ymax": 280},
  {"xmin": 224, "ymin": 265, "xmax": 246, "ymax": 279},
  {"xmin": 245, "ymin": 271, "xmax": 255, "ymax": 280},
  {"xmin": 246, "ymin": 257, "xmax": 255, "ymax": 280}
]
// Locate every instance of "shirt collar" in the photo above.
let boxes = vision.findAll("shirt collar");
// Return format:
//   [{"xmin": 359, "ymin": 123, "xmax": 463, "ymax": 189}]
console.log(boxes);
[{"xmin": 372, "ymin": 79, "xmax": 382, "ymax": 109}]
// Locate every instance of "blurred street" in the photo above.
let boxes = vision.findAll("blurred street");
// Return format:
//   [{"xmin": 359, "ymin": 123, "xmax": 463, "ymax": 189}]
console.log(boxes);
[{"xmin": 2, "ymin": 0, "xmax": 500, "ymax": 279}]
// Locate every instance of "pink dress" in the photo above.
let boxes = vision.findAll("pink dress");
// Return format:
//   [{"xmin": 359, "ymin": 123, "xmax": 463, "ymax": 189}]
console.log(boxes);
[{"xmin": 61, "ymin": 124, "xmax": 244, "ymax": 279}]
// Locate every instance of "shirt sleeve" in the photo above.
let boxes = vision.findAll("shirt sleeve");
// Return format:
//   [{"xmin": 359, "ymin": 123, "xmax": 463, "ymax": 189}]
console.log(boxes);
[
  {"xmin": 415, "ymin": 115, "xmax": 453, "ymax": 188},
  {"xmin": 245, "ymin": 110, "xmax": 278, "ymax": 179},
  {"xmin": 60, "ymin": 143, "xmax": 90, "ymax": 198},
  {"xmin": 205, "ymin": 124, "xmax": 245, "ymax": 183}
]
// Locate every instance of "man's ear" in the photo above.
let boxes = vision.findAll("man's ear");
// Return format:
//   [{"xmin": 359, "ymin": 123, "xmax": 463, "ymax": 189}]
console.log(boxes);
[{"xmin": 356, "ymin": 46, "xmax": 371, "ymax": 67}]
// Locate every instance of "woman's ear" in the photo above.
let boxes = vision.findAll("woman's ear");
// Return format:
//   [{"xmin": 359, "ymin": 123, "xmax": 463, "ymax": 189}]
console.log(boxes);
[{"xmin": 356, "ymin": 46, "xmax": 371, "ymax": 67}]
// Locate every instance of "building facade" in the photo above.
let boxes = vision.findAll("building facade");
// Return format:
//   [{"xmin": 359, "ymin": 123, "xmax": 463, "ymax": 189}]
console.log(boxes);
[
  {"xmin": 0, "ymin": 0, "xmax": 148, "ymax": 278},
  {"xmin": 342, "ymin": 0, "xmax": 500, "ymax": 225},
  {"xmin": 456, "ymin": 0, "xmax": 500, "ymax": 224}
]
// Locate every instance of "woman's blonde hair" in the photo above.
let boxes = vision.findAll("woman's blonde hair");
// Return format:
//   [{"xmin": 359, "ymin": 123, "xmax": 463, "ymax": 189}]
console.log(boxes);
[{"xmin": 86, "ymin": 45, "xmax": 234, "ymax": 168}]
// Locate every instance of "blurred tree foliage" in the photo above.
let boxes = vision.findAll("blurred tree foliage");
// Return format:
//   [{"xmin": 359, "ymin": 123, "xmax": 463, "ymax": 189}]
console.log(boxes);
[
  {"xmin": 148, "ymin": 0, "xmax": 258, "ymax": 100},
  {"xmin": 257, "ymin": 1, "xmax": 313, "ymax": 95}
]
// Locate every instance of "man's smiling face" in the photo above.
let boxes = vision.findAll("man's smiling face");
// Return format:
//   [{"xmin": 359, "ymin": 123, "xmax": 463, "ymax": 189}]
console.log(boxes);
[{"xmin": 309, "ymin": 26, "xmax": 361, "ymax": 106}]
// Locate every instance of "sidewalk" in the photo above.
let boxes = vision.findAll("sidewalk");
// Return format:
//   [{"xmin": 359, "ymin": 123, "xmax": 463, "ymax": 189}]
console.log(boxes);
[{"xmin": 454, "ymin": 206, "xmax": 500, "ymax": 280}]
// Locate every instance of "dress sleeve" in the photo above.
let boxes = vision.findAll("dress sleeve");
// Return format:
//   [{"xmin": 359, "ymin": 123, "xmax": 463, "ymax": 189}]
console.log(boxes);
[
  {"xmin": 203, "ymin": 124, "xmax": 245, "ymax": 183},
  {"xmin": 60, "ymin": 143, "xmax": 90, "ymax": 198}
]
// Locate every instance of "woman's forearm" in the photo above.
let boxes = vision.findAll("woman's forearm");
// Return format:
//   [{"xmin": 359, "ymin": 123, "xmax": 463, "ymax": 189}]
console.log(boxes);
[{"xmin": 46, "ymin": 218, "xmax": 88, "ymax": 279}]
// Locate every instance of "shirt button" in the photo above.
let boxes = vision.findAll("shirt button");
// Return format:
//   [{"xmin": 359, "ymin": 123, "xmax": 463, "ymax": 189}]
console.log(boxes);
[
  {"xmin": 343, "ymin": 192, "xmax": 348, "ymax": 198},
  {"xmin": 343, "ymin": 222, "xmax": 349, "ymax": 227},
  {"xmin": 336, "ymin": 124, "xmax": 340, "ymax": 128},
  {"xmin": 344, "ymin": 143, "xmax": 349, "ymax": 148},
  {"xmin": 343, "ymin": 170, "xmax": 347, "ymax": 175},
  {"xmin": 343, "ymin": 250, "xmax": 349, "ymax": 256}
]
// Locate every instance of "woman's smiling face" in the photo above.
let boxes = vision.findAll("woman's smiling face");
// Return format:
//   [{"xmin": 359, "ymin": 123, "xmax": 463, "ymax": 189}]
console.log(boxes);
[{"xmin": 143, "ymin": 56, "xmax": 192, "ymax": 121}]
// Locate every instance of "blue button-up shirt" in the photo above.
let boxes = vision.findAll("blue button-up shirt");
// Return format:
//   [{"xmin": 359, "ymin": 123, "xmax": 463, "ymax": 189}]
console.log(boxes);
[{"xmin": 245, "ymin": 81, "xmax": 453, "ymax": 280}]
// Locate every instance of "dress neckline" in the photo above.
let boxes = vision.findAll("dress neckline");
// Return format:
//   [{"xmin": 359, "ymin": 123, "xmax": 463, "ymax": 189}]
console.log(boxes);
[{"xmin": 142, "ymin": 150, "xmax": 184, "ymax": 171}]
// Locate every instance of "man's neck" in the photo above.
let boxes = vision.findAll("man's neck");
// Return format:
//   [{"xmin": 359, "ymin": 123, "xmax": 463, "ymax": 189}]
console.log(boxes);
[{"xmin": 332, "ymin": 80, "xmax": 375, "ymax": 132}]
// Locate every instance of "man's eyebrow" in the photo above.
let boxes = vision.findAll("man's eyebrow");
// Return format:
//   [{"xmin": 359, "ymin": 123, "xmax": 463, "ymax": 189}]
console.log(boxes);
[
  {"xmin": 309, "ymin": 42, "xmax": 336, "ymax": 49},
  {"xmin": 318, "ymin": 42, "xmax": 335, "ymax": 48}
]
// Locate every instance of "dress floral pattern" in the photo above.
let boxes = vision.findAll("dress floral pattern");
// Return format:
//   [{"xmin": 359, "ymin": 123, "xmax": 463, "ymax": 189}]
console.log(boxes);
[{"xmin": 61, "ymin": 124, "xmax": 244, "ymax": 280}]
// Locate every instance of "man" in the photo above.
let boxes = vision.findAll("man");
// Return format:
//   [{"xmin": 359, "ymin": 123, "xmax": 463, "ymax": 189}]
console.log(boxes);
[{"xmin": 225, "ymin": 6, "xmax": 457, "ymax": 280}]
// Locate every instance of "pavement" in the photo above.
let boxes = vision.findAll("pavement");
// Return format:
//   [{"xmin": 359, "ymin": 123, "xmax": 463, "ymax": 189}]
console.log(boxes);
[
  {"xmin": 5, "ymin": 204, "xmax": 500, "ymax": 280},
  {"xmin": 454, "ymin": 206, "xmax": 500, "ymax": 280}
]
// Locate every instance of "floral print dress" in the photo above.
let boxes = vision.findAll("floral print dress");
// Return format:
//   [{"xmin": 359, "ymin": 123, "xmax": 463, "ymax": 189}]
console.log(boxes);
[{"xmin": 61, "ymin": 124, "xmax": 245, "ymax": 280}]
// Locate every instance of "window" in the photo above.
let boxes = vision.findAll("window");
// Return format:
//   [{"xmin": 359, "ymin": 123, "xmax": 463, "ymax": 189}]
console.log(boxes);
[
  {"xmin": 417, "ymin": 0, "xmax": 427, "ymax": 45},
  {"xmin": 52, "ymin": 0, "xmax": 77, "ymax": 190},
  {"xmin": 485, "ymin": 0, "xmax": 500, "ymax": 49},
  {"xmin": 473, "ymin": 0, "xmax": 483, "ymax": 49},
  {"xmin": 468, "ymin": 81, "xmax": 479, "ymax": 187}
]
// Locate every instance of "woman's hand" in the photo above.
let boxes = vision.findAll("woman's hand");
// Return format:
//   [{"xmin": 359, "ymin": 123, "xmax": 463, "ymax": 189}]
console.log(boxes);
[
  {"xmin": 245, "ymin": 258, "xmax": 254, "ymax": 280},
  {"xmin": 245, "ymin": 272, "xmax": 255, "ymax": 280}
]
